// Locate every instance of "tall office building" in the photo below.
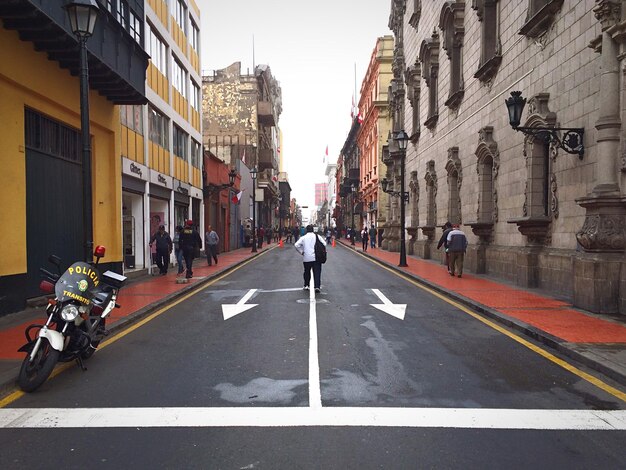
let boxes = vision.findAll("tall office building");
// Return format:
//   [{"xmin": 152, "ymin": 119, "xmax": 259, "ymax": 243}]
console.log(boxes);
[{"xmin": 120, "ymin": 0, "xmax": 204, "ymax": 272}]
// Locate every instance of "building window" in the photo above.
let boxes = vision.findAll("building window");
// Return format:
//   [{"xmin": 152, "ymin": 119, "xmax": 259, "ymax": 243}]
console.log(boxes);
[
  {"xmin": 520, "ymin": 0, "xmax": 564, "ymax": 38},
  {"xmin": 191, "ymin": 139, "xmax": 201, "ymax": 169},
  {"xmin": 409, "ymin": 0, "xmax": 421, "ymax": 29},
  {"xmin": 173, "ymin": 125, "xmax": 188, "ymax": 160},
  {"xmin": 129, "ymin": 9, "xmax": 142, "ymax": 45},
  {"xmin": 116, "ymin": 0, "xmax": 127, "ymax": 29},
  {"xmin": 173, "ymin": 0, "xmax": 187, "ymax": 35},
  {"xmin": 475, "ymin": 126, "xmax": 499, "ymax": 223},
  {"xmin": 25, "ymin": 108, "xmax": 80, "ymax": 163},
  {"xmin": 147, "ymin": 25, "xmax": 167, "ymax": 76},
  {"xmin": 120, "ymin": 105, "xmax": 143, "ymax": 134},
  {"xmin": 439, "ymin": 1, "xmax": 465, "ymax": 110},
  {"xmin": 148, "ymin": 105, "xmax": 169, "ymax": 148},
  {"xmin": 419, "ymin": 31, "xmax": 440, "ymax": 130},
  {"xmin": 190, "ymin": 80, "xmax": 200, "ymax": 111},
  {"xmin": 405, "ymin": 62, "xmax": 421, "ymax": 142},
  {"xmin": 105, "ymin": 0, "xmax": 114, "ymax": 14},
  {"xmin": 445, "ymin": 147, "xmax": 462, "ymax": 225},
  {"xmin": 172, "ymin": 57, "xmax": 187, "ymax": 98},
  {"xmin": 190, "ymin": 17, "xmax": 199, "ymax": 51},
  {"xmin": 472, "ymin": 0, "xmax": 502, "ymax": 84}
]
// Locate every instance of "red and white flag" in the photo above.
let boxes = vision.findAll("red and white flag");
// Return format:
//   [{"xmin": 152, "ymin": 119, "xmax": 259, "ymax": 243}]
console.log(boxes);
[
  {"xmin": 232, "ymin": 190, "xmax": 244, "ymax": 204},
  {"xmin": 357, "ymin": 111, "xmax": 363, "ymax": 124}
]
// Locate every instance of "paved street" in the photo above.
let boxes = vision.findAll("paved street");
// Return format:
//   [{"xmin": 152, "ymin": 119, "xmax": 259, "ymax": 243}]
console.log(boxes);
[{"xmin": 1, "ymin": 244, "xmax": 625, "ymax": 468}]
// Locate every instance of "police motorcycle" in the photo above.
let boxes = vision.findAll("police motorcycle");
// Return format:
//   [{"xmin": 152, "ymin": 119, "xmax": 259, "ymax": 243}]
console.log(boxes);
[{"xmin": 17, "ymin": 245, "xmax": 127, "ymax": 392}]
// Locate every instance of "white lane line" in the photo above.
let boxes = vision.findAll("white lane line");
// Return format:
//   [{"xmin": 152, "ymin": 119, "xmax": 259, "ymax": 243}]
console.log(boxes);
[
  {"xmin": 309, "ymin": 287, "xmax": 322, "ymax": 409},
  {"xmin": 1, "ymin": 408, "xmax": 625, "ymax": 430},
  {"xmin": 259, "ymin": 287, "xmax": 306, "ymax": 293}
]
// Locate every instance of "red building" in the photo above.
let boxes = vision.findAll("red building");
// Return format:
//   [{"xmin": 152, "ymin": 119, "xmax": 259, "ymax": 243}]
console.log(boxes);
[
  {"xmin": 203, "ymin": 151, "xmax": 241, "ymax": 253},
  {"xmin": 315, "ymin": 183, "xmax": 328, "ymax": 206}
]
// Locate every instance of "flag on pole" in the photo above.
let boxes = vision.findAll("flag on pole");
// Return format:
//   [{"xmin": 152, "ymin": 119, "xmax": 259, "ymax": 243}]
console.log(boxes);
[
  {"xmin": 351, "ymin": 95, "xmax": 355, "ymax": 118},
  {"xmin": 241, "ymin": 149, "xmax": 246, "ymax": 165},
  {"xmin": 232, "ymin": 190, "xmax": 244, "ymax": 204}
]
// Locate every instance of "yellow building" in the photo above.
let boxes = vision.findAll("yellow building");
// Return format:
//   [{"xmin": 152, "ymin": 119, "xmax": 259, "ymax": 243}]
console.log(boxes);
[
  {"xmin": 120, "ymin": 0, "xmax": 203, "ymax": 272},
  {"xmin": 0, "ymin": 1, "xmax": 148, "ymax": 314}
]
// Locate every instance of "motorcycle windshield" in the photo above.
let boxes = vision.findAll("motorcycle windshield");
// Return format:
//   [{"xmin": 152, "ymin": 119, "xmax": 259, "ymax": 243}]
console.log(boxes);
[{"xmin": 54, "ymin": 262, "xmax": 101, "ymax": 305}]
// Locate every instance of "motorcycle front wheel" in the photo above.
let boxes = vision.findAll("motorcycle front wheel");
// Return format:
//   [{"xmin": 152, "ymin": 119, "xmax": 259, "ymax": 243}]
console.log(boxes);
[{"xmin": 17, "ymin": 339, "xmax": 60, "ymax": 392}]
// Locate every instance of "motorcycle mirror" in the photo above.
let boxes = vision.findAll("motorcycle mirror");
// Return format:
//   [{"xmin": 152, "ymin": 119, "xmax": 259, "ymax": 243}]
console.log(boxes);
[
  {"xmin": 48, "ymin": 255, "xmax": 61, "ymax": 268},
  {"xmin": 94, "ymin": 245, "xmax": 106, "ymax": 258}
]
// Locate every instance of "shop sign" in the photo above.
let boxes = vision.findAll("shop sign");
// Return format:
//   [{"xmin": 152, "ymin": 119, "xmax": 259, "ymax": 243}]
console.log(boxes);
[
  {"xmin": 176, "ymin": 180, "xmax": 191, "ymax": 196},
  {"xmin": 150, "ymin": 170, "xmax": 172, "ymax": 188},
  {"xmin": 122, "ymin": 158, "xmax": 148, "ymax": 181}
]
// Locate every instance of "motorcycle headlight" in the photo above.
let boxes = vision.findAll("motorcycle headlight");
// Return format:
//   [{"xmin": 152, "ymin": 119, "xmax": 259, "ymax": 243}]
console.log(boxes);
[{"xmin": 61, "ymin": 304, "xmax": 80, "ymax": 322}]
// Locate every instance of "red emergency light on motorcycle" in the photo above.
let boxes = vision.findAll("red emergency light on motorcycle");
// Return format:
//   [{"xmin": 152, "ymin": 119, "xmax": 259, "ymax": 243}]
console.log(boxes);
[{"xmin": 94, "ymin": 245, "xmax": 106, "ymax": 258}]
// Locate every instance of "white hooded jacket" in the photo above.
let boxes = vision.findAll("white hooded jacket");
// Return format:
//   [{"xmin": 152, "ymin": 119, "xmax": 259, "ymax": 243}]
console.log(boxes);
[{"xmin": 294, "ymin": 232, "xmax": 326, "ymax": 262}]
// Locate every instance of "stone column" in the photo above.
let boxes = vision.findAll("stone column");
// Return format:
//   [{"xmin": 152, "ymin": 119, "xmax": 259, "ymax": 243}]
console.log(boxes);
[{"xmin": 574, "ymin": 0, "xmax": 626, "ymax": 315}]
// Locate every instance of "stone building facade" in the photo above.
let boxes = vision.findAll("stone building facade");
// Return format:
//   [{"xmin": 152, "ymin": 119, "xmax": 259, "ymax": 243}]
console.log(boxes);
[
  {"xmin": 357, "ymin": 35, "xmax": 394, "ymax": 232},
  {"xmin": 386, "ymin": 0, "xmax": 626, "ymax": 315}
]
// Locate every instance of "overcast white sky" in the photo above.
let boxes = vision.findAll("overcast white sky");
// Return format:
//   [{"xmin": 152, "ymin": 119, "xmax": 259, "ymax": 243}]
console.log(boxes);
[{"xmin": 200, "ymin": 0, "xmax": 392, "ymax": 210}]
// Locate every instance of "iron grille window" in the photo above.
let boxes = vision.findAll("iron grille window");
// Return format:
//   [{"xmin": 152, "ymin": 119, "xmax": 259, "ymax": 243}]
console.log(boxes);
[
  {"xmin": 173, "ymin": 125, "xmax": 188, "ymax": 160},
  {"xmin": 25, "ymin": 109, "xmax": 81, "ymax": 164}
]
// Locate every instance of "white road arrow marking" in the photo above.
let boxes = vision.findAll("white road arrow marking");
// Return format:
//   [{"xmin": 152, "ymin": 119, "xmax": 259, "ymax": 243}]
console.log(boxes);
[
  {"xmin": 370, "ymin": 289, "xmax": 406, "ymax": 320},
  {"xmin": 222, "ymin": 289, "xmax": 258, "ymax": 320}
]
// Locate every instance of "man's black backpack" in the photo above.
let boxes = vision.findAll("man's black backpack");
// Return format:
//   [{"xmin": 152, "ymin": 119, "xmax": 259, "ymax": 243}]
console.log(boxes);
[{"xmin": 314, "ymin": 235, "xmax": 327, "ymax": 264}]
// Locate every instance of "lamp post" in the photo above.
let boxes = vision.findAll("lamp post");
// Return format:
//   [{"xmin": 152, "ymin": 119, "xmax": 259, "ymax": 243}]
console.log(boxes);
[
  {"xmin": 251, "ymin": 167, "xmax": 258, "ymax": 253},
  {"xmin": 396, "ymin": 130, "xmax": 410, "ymax": 267},
  {"xmin": 65, "ymin": 0, "xmax": 99, "ymax": 263}
]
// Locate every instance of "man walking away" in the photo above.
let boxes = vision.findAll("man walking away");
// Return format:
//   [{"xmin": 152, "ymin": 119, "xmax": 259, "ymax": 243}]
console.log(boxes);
[
  {"xmin": 205, "ymin": 225, "xmax": 219, "ymax": 266},
  {"xmin": 173, "ymin": 225, "xmax": 184, "ymax": 276},
  {"xmin": 361, "ymin": 226, "xmax": 369, "ymax": 252},
  {"xmin": 369, "ymin": 225, "xmax": 377, "ymax": 249},
  {"xmin": 294, "ymin": 224, "xmax": 327, "ymax": 294},
  {"xmin": 436, "ymin": 221, "xmax": 453, "ymax": 273},
  {"xmin": 446, "ymin": 224, "xmax": 468, "ymax": 278},
  {"xmin": 149, "ymin": 225, "xmax": 173, "ymax": 275},
  {"xmin": 180, "ymin": 219, "xmax": 202, "ymax": 279}
]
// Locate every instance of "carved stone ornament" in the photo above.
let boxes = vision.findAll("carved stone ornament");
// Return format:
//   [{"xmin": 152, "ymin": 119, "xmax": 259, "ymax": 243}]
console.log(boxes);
[
  {"xmin": 446, "ymin": 147, "xmax": 463, "ymax": 224},
  {"xmin": 409, "ymin": 0, "xmax": 421, "ymax": 29},
  {"xmin": 410, "ymin": 170, "xmax": 420, "ymax": 225},
  {"xmin": 576, "ymin": 214, "xmax": 626, "ymax": 252},
  {"xmin": 439, "ymin": 1, "xmax": 466, "ymax": 59},
  {"xmin": 424, "ymin": 160, "xmax": 438, "ymax": 226},
  {"xmin": 594, "ymin": 0, "xmax": 621, "ymax": 32}
]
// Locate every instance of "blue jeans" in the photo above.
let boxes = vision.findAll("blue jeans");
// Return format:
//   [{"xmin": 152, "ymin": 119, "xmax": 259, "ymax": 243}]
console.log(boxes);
[{"xmin": 175, "ymin": 249, "xmax": 184, "ymax": 273}]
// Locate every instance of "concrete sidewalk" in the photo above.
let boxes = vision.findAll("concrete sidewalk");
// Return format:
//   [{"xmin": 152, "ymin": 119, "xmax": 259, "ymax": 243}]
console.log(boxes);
[
  {"xmin": 0, "ymin": 243, "xmax": 277, "ymax": 394},
  {"xmin": 338, "ymin": 239, "xmax": 626, "ymax": 387}
]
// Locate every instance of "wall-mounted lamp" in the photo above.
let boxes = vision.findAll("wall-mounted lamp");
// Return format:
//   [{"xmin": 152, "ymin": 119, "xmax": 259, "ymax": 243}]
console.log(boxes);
[{"xmin": 505, "ymin": 91, "xmax": 584, "ymax": 159}]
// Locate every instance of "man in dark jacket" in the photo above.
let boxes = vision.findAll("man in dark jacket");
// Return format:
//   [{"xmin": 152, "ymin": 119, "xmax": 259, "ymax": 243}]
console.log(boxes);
[
  {"xmin": 436, "ymin": 221, "xmax": 453, "ymax": 273},
  {"xmin": 180, "ymin": 219, "xmax": 202, "ymax": 279},
  {"xmin": 149, "ymin": 225, "xmax": 173, "ymax": 275},
  {"xmin": 446, "ymin": 224, "xmax": 468, "ymax": 278}
]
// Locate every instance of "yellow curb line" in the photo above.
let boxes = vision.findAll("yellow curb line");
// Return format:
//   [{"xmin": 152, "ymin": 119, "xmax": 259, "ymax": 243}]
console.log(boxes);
[
  {"xmin": 0, "ymin": 249, "xmax": 271, "ymax": 408},
  {"xmin": 342, "ymin": 243, "xmax": 626, "ymax": 404}
]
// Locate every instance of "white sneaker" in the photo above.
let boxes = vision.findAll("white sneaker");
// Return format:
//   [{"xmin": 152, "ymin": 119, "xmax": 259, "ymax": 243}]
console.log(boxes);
[{"xmin": 303, "ymin": 286, "xmax": 309, "ymax": 291}]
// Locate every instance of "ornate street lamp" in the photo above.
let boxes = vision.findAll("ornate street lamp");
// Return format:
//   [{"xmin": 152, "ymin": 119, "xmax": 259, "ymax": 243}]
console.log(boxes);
[
  {"xmin": 65, "ymin": 0, "xmax": 99, "ymax": 263},
  {"xmin": 395, "ymin": 130, "xmax": 410, "ymax": 267},
  {"xmin": 250, "ymin": 167, "xmax": 258, "ymax": 253},
  {"xmin": 505, "ymin": 91, "xmax": 584, "ymax": 159}
]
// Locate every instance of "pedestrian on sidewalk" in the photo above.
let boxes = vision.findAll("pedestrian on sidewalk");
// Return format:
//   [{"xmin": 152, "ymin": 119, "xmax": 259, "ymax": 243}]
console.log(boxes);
[
  {"xmin": 437, "ymin": 221, "xmax": 453, "ymax": 273},
  {"xmin": 180, "ymin": 219, "xmax": 202, "ymax": 279},
  {"xmin": 205, "ymin": 225, "xmax": 219, "ymax": 266},
  {"xmin": 361, "ymin": 226, "xmax": 369, "ymax": 252},
  {"xmin": 446, "ymin": 223, "xmax": 468, "ymax": 278},
  {"xmin": 258, "ymin": 225, "xmax": 265, "ymax": 248},
  {"xmin": 149, "ymin": 225, "xmax": 173, "ymax": 275},
  {"xmin": 266, "ymin": 226, "xmax": 273, "ymax": 245},
  {"xmin": 350, "ymin": 227, "xmax": 356, "ymax": 246},
  {"xmin": 369, "ymin": 225, "xmax": 377, "ymax": 249},
  {"xmin": 325, "ymin": 227, "xmax": 332, "ymax": 244},
  {"xmin": 294, "ymin": 224, "xmax": 326, "ymax": 293},
  {"xmin": 173, "ymin": 225, "xmax": 185, "ymax": 276}
]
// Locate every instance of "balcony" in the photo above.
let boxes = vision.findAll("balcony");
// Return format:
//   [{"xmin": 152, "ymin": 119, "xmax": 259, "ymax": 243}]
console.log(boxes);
[
  {"xmin": 258, "ymin": 100, "xmax": 276, "ymax": 127},
  {"xmin": 0, "ymin": 0, "xmax": 148, "ymax": 104},
  {"xmin": 258, "ymin": 148, "xmax": 277, "ymax": 171}
]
